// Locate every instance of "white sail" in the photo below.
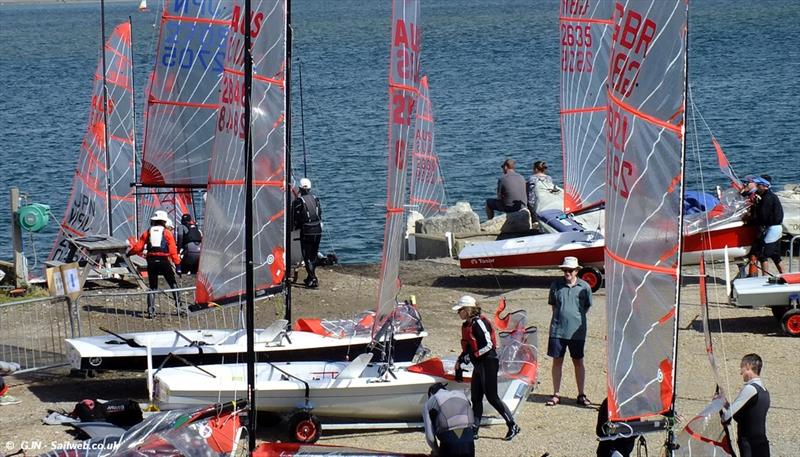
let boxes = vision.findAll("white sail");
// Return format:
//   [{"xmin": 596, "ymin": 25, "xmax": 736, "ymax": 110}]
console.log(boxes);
[
  {"xmin": 409, "ymin": 75, "xmax": 447, "ymax": 218},
  {"xmin": 196, "ymin": 0, "xmax": 287, "ymax": 305},
  {"xmin": 140, "ymin": 0, "xmax": 231, "ymax": 187},
  {"xmin": 605, "ymin": 0, "xmax": 688, "ymax": 422},
  {"xmin": 50, "ymin": 22, "xmax": 136, "ymax": 261},
  {"xmin": 560, "ymin": 0, "xmax": 613, "ymax": 212},
  {"xmin": 374, "ymin": 0, "xmax": 421, "ymax": 338}
]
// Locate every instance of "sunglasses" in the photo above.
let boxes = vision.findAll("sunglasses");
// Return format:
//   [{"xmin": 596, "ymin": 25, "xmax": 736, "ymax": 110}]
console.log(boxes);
[{"xmin": 561, "ymin": 268, "xmax": 578, "ymax": 273}]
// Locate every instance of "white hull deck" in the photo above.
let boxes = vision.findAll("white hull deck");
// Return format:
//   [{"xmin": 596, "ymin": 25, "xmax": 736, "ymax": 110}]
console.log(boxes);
[
  {"xmin": 66, "ymin": 321, "xmax": 426, "ymax": 370},
  {"xmin": 154, "ymin": 356, "xmax": 531, "ymax": 421},
  {"xmin": 731, "ymin": 276, "xmax": 800, "ymax": 308}
]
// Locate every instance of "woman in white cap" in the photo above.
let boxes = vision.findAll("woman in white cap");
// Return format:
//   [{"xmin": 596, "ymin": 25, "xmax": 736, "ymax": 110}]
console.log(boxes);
[
  {"xmin": 453, "ymin": 295, "xmax": 520, "ymax": 441},
  {"xmin": 129, "ymin": 210, "xmax": 181, "ymax": 318}
]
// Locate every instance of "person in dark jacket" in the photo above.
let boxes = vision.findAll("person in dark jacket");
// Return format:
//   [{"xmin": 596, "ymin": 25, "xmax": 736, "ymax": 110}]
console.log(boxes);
[
  {"xmin": 723, "ymin": 353, "xmax": 771, "ymax": 457},
  {"xmin": 129, "ymin": 210, "xmax": 181, "ymax": 318},
  {"xmin": 291, "ymin": 178, "xmax": 322, "ymax": 288},
  {"xmin": 453, "ymin": 295, "xmax": 520, "ymax": 441},
  {"xmin": 176, "ymin": 213, "xmax": 202, "ymax": 274},
  {"xmin": 745, "ymin": 177, "xmax": 784, "ymax": 276},
  {"xmin": 423, "ymin": 382, "xmax": 475, "ymax": 457}
]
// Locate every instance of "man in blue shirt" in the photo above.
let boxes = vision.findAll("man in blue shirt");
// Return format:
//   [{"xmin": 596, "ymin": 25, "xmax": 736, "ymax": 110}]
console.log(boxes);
[{"xmin": 546, "ymin": 256, "xmax": 592, "ymax": 407}]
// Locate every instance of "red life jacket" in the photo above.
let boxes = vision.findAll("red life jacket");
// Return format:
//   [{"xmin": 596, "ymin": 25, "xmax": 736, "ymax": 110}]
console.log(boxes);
[{"xmin": 460, "ymin": 315, "xmax": 497, "ymax": 359}]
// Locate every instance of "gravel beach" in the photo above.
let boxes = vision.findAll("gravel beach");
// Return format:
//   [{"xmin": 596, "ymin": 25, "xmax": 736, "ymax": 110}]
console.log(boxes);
[{"xmin": 2, "ymin": 260, "xmax": 797, "ymax": 456}]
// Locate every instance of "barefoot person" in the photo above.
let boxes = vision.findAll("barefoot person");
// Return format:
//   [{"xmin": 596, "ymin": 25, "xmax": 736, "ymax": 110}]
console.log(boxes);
[
  {"xmin": 546, "ymin": 256, "xmax": 592, "ymax": 407},
  {"xmin": 453, "ymin": 295, "xmax": 520, "ymax": 441},
  {"xmin": 723, "ymin": 353, "xmax": 771, "ymax": 457}
]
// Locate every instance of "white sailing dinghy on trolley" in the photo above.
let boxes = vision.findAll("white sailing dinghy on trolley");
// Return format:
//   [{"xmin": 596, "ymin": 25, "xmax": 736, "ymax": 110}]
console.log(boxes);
[
  {"xmin": 601, "ymin": 2, "xmax": 738, "ymax": 454},
  {"xmin": 154, "ymin": 0, "xmax": 536, "ymax": 443},
  {"xmin": 457, "ymin": 1, "xmax": 756, "ymax": 289},
  {"xmin": 65, "ymin": 0, "xmax": 425, "ymax": 372}
]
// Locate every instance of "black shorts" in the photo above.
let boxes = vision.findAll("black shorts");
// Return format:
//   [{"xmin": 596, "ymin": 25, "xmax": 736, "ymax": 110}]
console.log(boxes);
[
  {"xmin": 486, "ymin": 198, "xmax": 521, "ymax": 213},
  {"xmin": 749, "ymin": 239, "xmax": 781, "ymax": 263},
  {"xmin": 547, "ymin": 337, "xmax": 585, "ymax": 359}
]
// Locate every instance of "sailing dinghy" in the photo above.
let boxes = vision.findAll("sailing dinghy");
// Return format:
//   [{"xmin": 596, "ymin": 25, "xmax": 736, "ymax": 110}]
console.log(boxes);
[
  {"xmin": 154, "ymin": 1, "xmax": 535, "ymax": 443},
  {"xmin": 601, "ymin": 3, "xmax": 737, "ymax": 454},
  {"xmin": 64, "ymin": 0, "xmax": 426, "ymax": 371},
  {"xmin": 458, "ymin": 1, "xmax": 756, "ymax": 289}
]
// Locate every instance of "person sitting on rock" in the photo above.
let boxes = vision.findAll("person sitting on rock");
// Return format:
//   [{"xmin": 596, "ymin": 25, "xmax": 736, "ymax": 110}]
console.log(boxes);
[{"xmin": 485, "ymin": 159, "xmax": 527, "ymax": 220}]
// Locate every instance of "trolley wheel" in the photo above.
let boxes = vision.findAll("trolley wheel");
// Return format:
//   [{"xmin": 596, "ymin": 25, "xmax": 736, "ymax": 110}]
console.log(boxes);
[
  {"xmin": 770, "ymin": 305, "xmax": 791, "ymax": 320},
  {"xmin": 578, "ymin": 267, "xmax": 603, "ymax": 292},
  {"xmin": 780, "ymin": 309, "xmax": 800, "ymax": 337},
  {"xmin": 287, "ymin": 411, "xmax": 321, "ymax": 443}
]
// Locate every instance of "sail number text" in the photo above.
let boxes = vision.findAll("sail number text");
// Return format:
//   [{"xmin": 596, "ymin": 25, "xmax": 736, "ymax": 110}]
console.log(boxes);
[
  {"xmin": 610, "ymin": 2, "xmax": 657, "ymax": 98},
  {"xmin": 561, "ymin": 24, "xmax": 593, "ymax": 73},
  {"xmin": 607, "ymin": 104, "xmax": 634, "ymax": 199}
]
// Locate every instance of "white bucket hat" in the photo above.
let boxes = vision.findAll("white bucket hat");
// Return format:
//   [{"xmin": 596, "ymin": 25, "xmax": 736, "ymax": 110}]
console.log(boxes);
[
  {"xmin": 451, "ymin": 295, "xmax": 478, "ymax": 312},
  {"xmin": 559, "ymin": 256, "xmax": 581, "ymax": 270},
  {"xmin": 151, "ymin": 210, "xmax": 169, "ymax": 223},
  {"xmin": 299, "ymin": 178, "xmax": 312, "ymax": 190}
]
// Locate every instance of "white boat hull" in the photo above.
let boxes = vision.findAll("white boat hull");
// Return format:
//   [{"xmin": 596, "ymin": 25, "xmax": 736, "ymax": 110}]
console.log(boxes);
[
  {"xmin": 731, "ymin": 276, "xmax": 800, "ymax": 308},
  {"xmin": 66, "ymin": 327, "xmax": 426, "ymax": 370},
  {"xmin": 154, "ymin": 358, "xmax": 530, "ymax": 421}
]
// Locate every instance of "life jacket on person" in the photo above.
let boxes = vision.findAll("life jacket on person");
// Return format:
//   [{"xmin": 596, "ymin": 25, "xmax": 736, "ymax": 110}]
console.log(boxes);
[
  {"xmin": 296, "ymin": 194, "xmax": 321, "ymax": 233},
  {"xmin": 147, "ymin": 225, "xmax": 169, "ymax": 254},
  {"xmin": 461, "ymin": 315, "xmax": 497, "ymax": 360},
  {"xmin": 181, "ymin": 221, "xmax": 202, "ymax": 249}
]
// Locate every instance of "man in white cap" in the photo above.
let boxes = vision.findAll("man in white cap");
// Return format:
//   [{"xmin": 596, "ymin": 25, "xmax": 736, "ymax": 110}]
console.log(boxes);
[
  {"xmin": 291, "ymin": 178, "xmax": 323, "ymax": 288},
  {"xmin": 745, "ymin": 176, "xmax": 784, "ymax": 276},
  {"xmin": 129, "ymin": 210, "xmax": 181, "ymax": 318},
  {"xmin": 545, "ymin": 256, "xmax": 592, "ymax": 407}
]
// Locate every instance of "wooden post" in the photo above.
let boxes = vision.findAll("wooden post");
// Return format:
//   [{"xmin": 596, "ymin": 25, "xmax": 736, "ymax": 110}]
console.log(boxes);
[{"xmin": 10, "ymin": 187, "xmax": 29, "ymax": 288}]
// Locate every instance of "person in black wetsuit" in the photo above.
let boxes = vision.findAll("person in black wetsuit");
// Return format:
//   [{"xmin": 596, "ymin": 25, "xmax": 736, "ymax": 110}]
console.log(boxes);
[
  {"xmin": 453, "ymin": 295, "xmax": 520, "ymax": 441},
  {"xmin": 176, "ymin": 213, "xmax": 202, "ymax": 274},
  {"xmin": 723, "ymin": 353, "xmax": 771, "ymax": 457},
  {"xmin": 596, "ymin": 398, "xmax": 636, "ymax": 457},
  {"xmin": 744, "ymin": 177, "xmax": 784, "ymax": 276},
  {"xmin": 291, "ymin": 178, "xmax": 322, "ymax": 288}
]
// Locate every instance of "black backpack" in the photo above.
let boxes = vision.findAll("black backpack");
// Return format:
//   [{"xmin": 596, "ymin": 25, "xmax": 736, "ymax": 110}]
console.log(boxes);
[{"xmin": 72, "ymin": 399, "xmax": 143, "ymax": 427}]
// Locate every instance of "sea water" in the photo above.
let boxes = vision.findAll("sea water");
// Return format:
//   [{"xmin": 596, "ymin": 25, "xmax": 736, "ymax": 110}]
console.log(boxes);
[{"xmin": 0, "ymin": 0, "xmax": 798, "ymax": 267}]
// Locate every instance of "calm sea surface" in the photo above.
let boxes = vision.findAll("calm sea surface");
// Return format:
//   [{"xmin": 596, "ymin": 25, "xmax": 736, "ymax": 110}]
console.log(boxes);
[{"xmin": 1, "ymin": 0, "xmax": 798, "ymax": 268}]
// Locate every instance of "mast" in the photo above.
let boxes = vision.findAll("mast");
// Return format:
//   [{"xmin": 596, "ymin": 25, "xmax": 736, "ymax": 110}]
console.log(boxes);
[
  {"xmin": 129, "ymin": 15, "xmax": 139, "ymax": 234},
  {"xmin": 667, "ymin": 7, "xmax": 691, "ymax": 455},
  {"xmin": 100, "ymin": 0, "xmax": 113, "ymax": 236},
  {"xmin": 284, "ymin": 0, "xmax": 293, "ymax": 325},
  {"xmin": 242, "ymin": 0, "xmax": 256, "ymax": 451}
]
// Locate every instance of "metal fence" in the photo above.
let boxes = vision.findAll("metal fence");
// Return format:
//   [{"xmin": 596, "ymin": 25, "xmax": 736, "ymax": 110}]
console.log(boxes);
[
  {"xmin": 0, "ymin": 286, "xmax": 288, "ymax": 373},
  {"xmin": 0, "ymin": 295, "xmax": 73, "ymax": 373}
]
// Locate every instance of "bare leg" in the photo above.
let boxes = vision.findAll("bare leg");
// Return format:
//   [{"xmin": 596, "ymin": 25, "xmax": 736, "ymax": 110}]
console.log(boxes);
[
  {"xmin": 551, "ymin": 357, "xmax": 564, "ymax": 396},
  {"xmin": 760, "ymin": 261, "xmax": 770, "ymax": 276},
  {"xmin": 573, "ymin": 357, "xmax": 585, "ymax": 396},
  {"xmin": 775, "ymin": 260, "xmax": 784, "ymax": 274}
]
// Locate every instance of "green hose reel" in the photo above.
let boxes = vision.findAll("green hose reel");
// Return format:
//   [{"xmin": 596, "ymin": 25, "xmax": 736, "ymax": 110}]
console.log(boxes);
[{"xmin": 18, "ymin": 203, "xmax": 51, "ymax": 233}]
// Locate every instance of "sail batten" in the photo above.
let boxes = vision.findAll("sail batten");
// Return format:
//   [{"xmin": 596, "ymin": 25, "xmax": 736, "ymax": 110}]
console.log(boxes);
[
  {"xmin": 196, "ymin": 0, "xmax": 287, "ymax": 306},
  {"xmin": 605, "ymin": 0, "xmax": 688, "ymax": 423}
]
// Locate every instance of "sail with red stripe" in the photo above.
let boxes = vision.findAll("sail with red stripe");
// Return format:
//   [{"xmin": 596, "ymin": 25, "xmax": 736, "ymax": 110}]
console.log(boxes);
[
  {"xmin": 195, "ymin": 0, "xmax": 287, "ymax": 305},
  {"xmin": 712, "ymin": 136, "xmax": 742, "ymax": 191},
  {"xmin": 50, "ymin": 22, "xmax": 136, "ymax": 261},
  {"xmin": 560, "ymin": 1, "xmax": 613, "ymax": 213},
  {"xmin": 140, "ymin": 0, "xmax": 232, "ymax": 187},
  {"xmin": 605, "ymin": 0, "xmax": 688, "ymax": 422},
  {"xmin": 374, "ymin": 0, "xmax": 421, "ymax": 338},
  {"xmin": 409, "ymin": 75, "xmax": 446, "ymax": 218}
]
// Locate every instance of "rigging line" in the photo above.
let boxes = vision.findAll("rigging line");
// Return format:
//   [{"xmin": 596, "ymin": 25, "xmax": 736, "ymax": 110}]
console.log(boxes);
[{"xmin": 688, "ymin": 89, "xmax": 734, "ymax": 398}]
